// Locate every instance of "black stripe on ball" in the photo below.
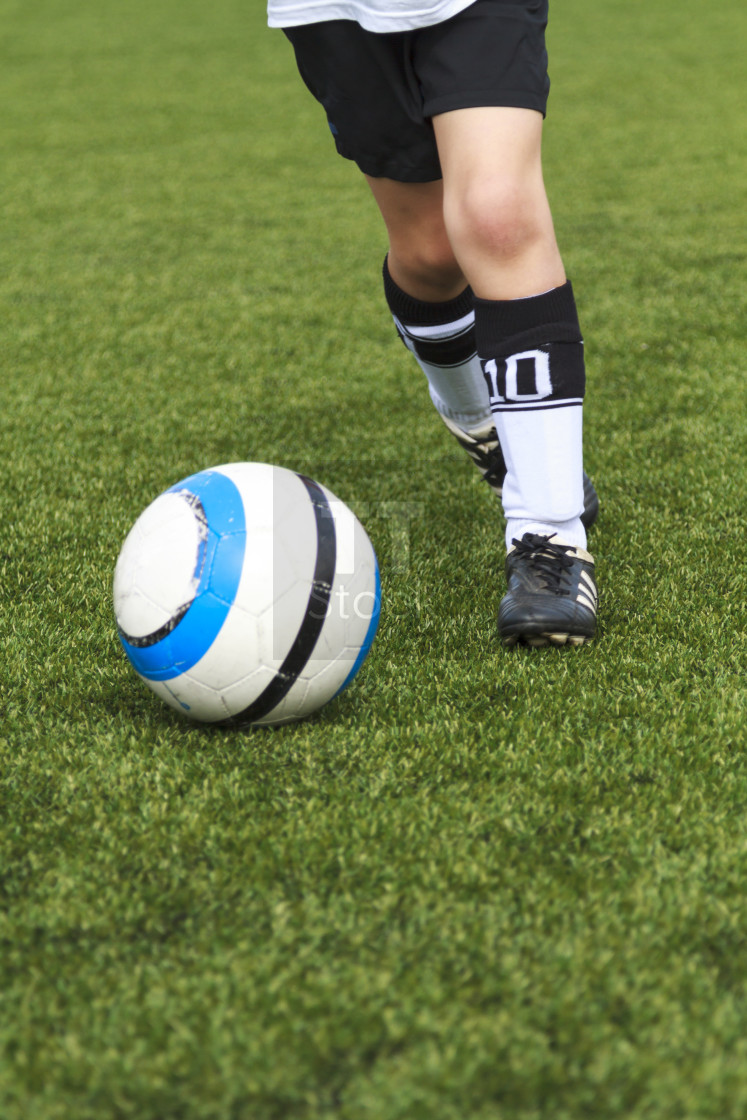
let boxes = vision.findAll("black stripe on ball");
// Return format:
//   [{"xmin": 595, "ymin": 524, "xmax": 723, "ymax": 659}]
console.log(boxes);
[{"xmin": 231, "ymin": 474, "xmax": 337, "ymax": 725}]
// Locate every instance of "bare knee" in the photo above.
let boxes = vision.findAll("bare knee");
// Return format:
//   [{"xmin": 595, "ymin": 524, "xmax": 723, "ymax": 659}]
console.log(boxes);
[
  {"xmin": 446, "ymin": 178, "xmax": 549, "ymax": 265},
  {"xmin": 431, "ymin": 108, "xmax": 565, "ymax": 298},
  {"xmin": 366, "ymin": 175, "xmax": 467, "ymax": 302},
  {"xmin": 387, "ymin": 236, "xmax": 466, "ymax": 303}
]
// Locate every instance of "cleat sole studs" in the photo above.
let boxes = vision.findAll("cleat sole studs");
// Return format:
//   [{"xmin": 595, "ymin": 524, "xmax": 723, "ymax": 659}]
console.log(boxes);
[{"xmin": 500, "ymin": 632, "xmax": 593, "ymax": 649}]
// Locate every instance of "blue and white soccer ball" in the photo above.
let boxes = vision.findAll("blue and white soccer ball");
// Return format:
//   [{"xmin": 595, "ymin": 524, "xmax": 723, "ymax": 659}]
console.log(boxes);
[{"xmin": 113, "ymin": 462, "xmax": 381, "ymax": 727}]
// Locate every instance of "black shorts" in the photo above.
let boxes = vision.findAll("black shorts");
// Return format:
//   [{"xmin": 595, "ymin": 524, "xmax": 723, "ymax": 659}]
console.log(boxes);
[{"xmin": 283, "ymin": 0, "xmax": 550, "ymax": 182}]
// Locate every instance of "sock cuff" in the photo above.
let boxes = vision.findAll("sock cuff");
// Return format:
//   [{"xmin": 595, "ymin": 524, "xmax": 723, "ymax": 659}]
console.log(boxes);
[
  {"xmin": 383, "ymin": 256, "xmax": 474, "ymax": 326},
  {"xmin": 474, "ymin": 280, "xmax": 582, "ymax": 356}
]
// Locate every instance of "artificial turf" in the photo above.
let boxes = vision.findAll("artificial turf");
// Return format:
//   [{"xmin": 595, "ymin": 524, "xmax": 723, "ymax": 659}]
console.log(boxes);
[{"xmin": 1, "ymin": 0, "xmax": 746, "ymax": 1116}]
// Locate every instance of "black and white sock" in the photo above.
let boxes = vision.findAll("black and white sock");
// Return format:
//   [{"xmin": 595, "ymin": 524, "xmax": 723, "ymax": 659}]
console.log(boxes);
[
  {"xmin": 474, "ymin": 281, "xmax": 588, "ymax": 551},
  {"xmin": 383, "ymin": 258, "xmax": 492, "ymax": 432}
]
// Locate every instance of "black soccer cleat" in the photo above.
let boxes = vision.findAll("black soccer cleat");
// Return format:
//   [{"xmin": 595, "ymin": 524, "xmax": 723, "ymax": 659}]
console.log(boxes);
[
  {"xmin": 439, "ymin": 415, "xmax": 509, "ymax": 495},
  {"xmin": 498, "ymin": 533, "xmax": 598, "ymax": 648},
  {"xmin": 439, "ymin": 415, "xmax": 599, "ymax": 530}
]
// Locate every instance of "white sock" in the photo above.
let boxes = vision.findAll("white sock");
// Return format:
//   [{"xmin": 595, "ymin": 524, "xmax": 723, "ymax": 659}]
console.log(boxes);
[
  {"xmin": 507, "ymin": 518, "xmax": 588, "ymax": 552},
  {"xmin": 474, "ymin": 282, "xmax": 588, "ymax": 551},
  {"xmin": 382, "ymin": 259, "xmax": 492, "ymax": 431}
]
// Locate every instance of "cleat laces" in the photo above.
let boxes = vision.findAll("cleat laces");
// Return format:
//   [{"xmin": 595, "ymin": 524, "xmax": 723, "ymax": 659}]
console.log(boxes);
[{"xmin": 510, "ymin": 534, "xmax": 578, "ymax": 596}]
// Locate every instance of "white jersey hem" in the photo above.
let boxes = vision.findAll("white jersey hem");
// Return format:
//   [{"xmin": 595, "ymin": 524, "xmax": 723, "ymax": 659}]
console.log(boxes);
[{"xmin": 267, "ymin": 0, "xmax": 475, "ymax": 34}]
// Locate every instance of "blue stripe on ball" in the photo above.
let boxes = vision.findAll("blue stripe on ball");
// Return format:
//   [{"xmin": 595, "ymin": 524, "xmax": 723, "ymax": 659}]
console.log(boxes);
[
  {"xmin": 333, "ymin": 560, "xmax": 381, "ymax": 698},
  {"xmin": 119, "ymin": 469, "xmax": 246, "ymax": 681}
]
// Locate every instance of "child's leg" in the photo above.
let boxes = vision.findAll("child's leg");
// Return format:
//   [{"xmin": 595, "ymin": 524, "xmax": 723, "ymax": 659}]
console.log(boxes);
[
  {"xmin": 433, "ymin": 106, "xmax": 588, "ymax": 552},
  {"xmin": 367, "ymin": 175, "xmax": 495, "ymax": 435},
  {"xmin": 367, "ymin": 173, "xmax": 598, "ymax": 522}
]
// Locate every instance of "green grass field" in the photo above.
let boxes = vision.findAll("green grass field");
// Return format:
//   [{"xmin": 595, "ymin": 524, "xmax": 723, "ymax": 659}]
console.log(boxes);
[{"xmin": 1, "ymin": 0, "xmax": 746, "ymax": 1116}]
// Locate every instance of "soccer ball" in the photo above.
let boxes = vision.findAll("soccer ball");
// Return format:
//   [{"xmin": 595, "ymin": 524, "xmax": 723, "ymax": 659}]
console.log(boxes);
[{"xmin": 113, "ymin": 462, "xmax": 381, "ymax": 727}]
